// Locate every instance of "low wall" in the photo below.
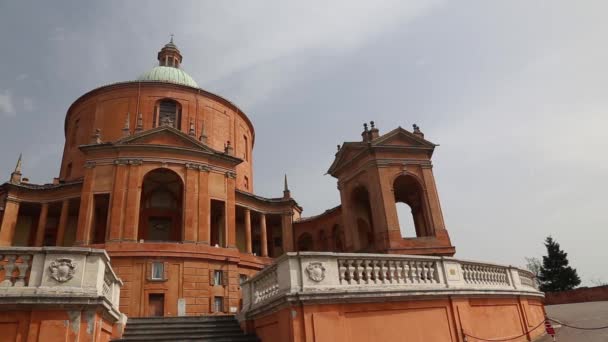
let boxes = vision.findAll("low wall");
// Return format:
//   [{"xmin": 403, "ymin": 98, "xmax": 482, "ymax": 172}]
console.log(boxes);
[
  {"xmin": 248, "ymin": 296, "xmax": 545, "ymax": 342},
  {"xmin": 0, "ymin": 247, "xmax": 125, "ymax": 342},
  {"xmin": 544, "ymin": 285, "xmax": 608, "ymax": 305},
  {"xmin": 240, "ymin": 252, "xmax": 546, "ymax": 342}
]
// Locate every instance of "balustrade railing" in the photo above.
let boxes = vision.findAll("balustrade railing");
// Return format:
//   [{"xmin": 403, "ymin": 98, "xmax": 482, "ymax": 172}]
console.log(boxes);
[
  {"xmin": 0, "ymin": 253, "xmax": 33, "ymax": 287},
  {"xmin": 241, "ymin": 252, "xmax": 543, "ymax": 313},
  {"xmin": 338, "ymin": 257, "xmax": 440, "ymax": 285},
  {"xmin": 461, "ymin": 262, "xmax": 510, "ymax": 286},
  {"xmin": 252, "ymin": 265, "xmax": 279, "ymax": 304}
]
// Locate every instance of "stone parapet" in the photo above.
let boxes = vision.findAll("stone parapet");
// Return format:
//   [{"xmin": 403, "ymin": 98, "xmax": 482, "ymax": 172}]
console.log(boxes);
[
  {"xmin": 241, "ymin": 252, "xmax": 542, "ymax": 317},
  {"xmin": 0, "ymin": 246, "xmax": 123, "ymax": 322}
]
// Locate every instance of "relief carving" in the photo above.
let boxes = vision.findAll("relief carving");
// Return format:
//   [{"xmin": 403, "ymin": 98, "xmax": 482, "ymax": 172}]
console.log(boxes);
[
  {"xmin": 49, "ymin": 258, "xmax": 77, "ymax": 282},
  {"xmin": 305, "ymin": 262, "xmax": 326, "ymax": 282}
]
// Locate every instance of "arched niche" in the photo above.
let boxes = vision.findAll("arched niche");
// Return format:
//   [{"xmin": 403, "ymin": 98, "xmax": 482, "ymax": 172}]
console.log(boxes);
[{"xmin": 297, "ymin": 233, "xmax": 313, "ymax": 252}]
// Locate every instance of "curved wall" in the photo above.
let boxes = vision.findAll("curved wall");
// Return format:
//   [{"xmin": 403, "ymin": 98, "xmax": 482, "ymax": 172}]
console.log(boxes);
[{"xmin": 60, "ymin": 82, "xmax": 255, "ymax": 192}]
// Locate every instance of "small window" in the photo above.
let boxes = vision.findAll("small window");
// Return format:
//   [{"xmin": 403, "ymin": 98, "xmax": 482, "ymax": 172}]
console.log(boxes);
[
  {"xmin": 239, "ymin": 274, "xmax": 248, "ymax": 285},
  {"xmin": 243, "ymin": 135, "xmax": 249, "ymax": 161},
  {"xmin": 214, "ymin": 296, "xmax": 224, "ymax": 313},
  {"xmin": 151, "ymin": 262, "xmax": 164, "ymax": 280},
  {"xmin": 244, "ymin": 176, "xmax": 249, "ymax": 190},
  {"xmin": 213, "ymin": 270, "xmax": 223, "ymax": 286}
]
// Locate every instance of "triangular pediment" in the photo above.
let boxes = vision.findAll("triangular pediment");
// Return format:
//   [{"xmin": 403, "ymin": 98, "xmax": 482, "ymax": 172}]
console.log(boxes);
[
  {"xmin": 371, "ymin": 127, "xmax": 436, "ymax": 148},
  {"xmin": 116, "ymin": 126, "xmax": 216, "ymax": 152}
]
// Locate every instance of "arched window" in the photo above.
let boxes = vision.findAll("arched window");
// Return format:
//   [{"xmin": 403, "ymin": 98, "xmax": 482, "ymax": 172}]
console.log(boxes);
[
  {"xmin": 155, "ymin": 99, "xmax": 181, "ymax": 129},
  {"xmin": 393, "ymin": 174, "xmax": 430, "ymax": 238},
  {"xmin": 297, "ymin": 233, "xmax": 313, "ymax": 251},
  {"xmin": 332, "ymin": 224, "xmax": 344, "ymax": 252},
  {"xmin": 139, "ymin": 168, "xmax": 183, "ymax": 242},
  {"xmin": 318, "ymin": 230, "xmax": 328, "ymax": 251}
]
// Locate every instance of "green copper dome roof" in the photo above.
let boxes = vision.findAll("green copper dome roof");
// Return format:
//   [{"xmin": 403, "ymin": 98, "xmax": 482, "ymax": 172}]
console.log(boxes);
[{"xmin": 137, "ymin": 66, "xmax": 198, "ymax": 88}]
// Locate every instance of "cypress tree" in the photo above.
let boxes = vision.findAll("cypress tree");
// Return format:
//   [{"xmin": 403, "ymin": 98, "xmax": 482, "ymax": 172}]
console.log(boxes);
[{"xmin": 538, "ymin": 236, "xmax": 581, "ymax": 292}]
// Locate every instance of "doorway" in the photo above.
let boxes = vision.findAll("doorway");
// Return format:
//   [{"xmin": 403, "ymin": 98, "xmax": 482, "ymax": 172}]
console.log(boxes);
[{"xmin": 148, "ymin": 293, "xmax": 165, "ymax": 317}]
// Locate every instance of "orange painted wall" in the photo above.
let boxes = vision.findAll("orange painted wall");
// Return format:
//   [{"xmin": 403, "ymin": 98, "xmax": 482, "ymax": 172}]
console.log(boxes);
[
  {"xmin": 246, "ymin": 297, "xmax": 545, "ymax": 342},
  {"xmin": 0, "ymin": 310, "xmax": 116, "ymax": 342},
  {"xmin": 107, "ymin": 244, "xmax": 271, "ymax": 317}
]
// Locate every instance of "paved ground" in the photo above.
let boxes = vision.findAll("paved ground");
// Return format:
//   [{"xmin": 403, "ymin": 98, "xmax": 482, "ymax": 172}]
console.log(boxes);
[{"xmin": 537, "ymin": 301, "xmax": 608, "ymax": 341}]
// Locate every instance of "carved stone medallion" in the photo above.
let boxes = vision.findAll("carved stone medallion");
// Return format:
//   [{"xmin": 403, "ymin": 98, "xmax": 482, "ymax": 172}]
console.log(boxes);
[
  {"xmin": 305, "ymin": 262, "xmax": 326, "ymax": 282},
  {"xmin": 49, "ymin": 258, "xmax": 76, "ymax": 282}
]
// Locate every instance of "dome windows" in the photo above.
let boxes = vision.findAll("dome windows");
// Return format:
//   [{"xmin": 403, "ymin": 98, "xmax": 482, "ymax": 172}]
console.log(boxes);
[{"xmin": 154, "ymin": 99, "xmax": 182, "ymax": 129}]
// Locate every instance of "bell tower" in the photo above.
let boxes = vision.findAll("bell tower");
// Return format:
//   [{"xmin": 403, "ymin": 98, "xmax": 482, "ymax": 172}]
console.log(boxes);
[{"xmin": 328, "ymin": 122, "xmax": 455, "ymax": 256}]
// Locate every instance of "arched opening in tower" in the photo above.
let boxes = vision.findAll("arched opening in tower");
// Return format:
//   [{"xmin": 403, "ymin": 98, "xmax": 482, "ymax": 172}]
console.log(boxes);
[
  {"xmin": 297, "ymin": 232, "xmax": 313, "ymax": 251},
  {"xmin": 139, "ymin": 168, "xmax": 183, "ymax": 242},
  {"xmin": 393, "ymin": 174, "xmax": 431, "ymax": 238},
  {"xmin": 351, "ymin": 186, "xmax": 375, "ymax": 251}
]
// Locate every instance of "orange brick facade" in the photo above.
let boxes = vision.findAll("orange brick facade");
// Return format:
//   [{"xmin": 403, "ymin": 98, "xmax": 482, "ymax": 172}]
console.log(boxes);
[{"xmin": 0, "ymin": 40, "xmax": 456, "ymax": 326}]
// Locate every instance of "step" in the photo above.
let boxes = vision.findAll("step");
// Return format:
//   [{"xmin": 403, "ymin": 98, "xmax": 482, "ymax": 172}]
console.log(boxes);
[
  {"xmin": 124, "ymin": 321, "xmax": 241, "ymax": 330},
  {"xmin": 124, "ymin": 326, "xmax": 243, "ymax": 336},
  {"xmin": 114, "ymin": 333, "xmax": 259, "ymax": 342},
  {"xmin": 127, "ymin": 316, "xmax": 236, "ymax": 324}
]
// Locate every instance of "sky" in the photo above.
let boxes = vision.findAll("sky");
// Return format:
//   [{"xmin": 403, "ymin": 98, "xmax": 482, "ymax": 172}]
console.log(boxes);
[{"xmin": 0, "ymin": 1, "xmax": 606, "ymax": 285}]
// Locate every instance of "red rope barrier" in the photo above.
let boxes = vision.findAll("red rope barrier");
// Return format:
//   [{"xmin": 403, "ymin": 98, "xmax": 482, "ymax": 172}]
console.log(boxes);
[{"xmin": 462, "ymin": 319, "xmax": 545, "ymax": 342}]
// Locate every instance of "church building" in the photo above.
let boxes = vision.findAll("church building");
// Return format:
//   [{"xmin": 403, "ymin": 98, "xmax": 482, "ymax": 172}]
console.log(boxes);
[{"xmin": 0, "ymin": 39, "xmax": 456, "ymax": 324}]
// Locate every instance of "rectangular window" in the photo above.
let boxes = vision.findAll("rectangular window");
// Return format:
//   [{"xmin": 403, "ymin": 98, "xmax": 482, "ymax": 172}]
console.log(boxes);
[
  {"xmin": 244, "ymin": 176, "xmax": 249, "ymax": 190},
  {"xmin": 214, "ymin": 296, "xmax": 224, "ymax": 313},
  {"xmin": 239, "ymin": 274, "xmax": 248, "ymax": 285},
  {"xmin": 151, "ymin": 262, "xmax": 164, "ymax": 280},
  {"xmin": 213, "ymin": 270, "xmax": 223, "ymax": 286}
]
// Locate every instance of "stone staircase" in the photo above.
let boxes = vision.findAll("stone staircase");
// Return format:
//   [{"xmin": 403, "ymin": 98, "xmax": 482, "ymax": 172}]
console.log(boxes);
[{"xmin": 112, "ymin": 315, "xmax": 259, "ymax": 342}]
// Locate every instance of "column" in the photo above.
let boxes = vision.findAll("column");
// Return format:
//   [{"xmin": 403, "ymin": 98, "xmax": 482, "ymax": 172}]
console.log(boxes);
[
  {"xmin": 55, "ymin": 199, "xmax": 69, "ymax": 246},
  {"xmin": 281, "ymin": 211, "xmax": 294, "ymax": 253},
  {"xmin": 183, "ymin": 165, "xmax": 199, "ymax": 242},
  {"xmin": 244, "ymin": 208, "xmax": 252, "ymax": 254},
  {"xmin": 123, "ymin": 162, "xmax": 143, "ymax": 241},
  {"xmin": 75, "ymin": 164, "xmax": 96, "ymax": 245},
  {"xmin": 34, "ymin": 203, "xmax": 49, "ymax": 246},
  {"xmin": 260, "ymin": 213, "xmax": 268, "ymax": 257},
  {"xmin": 0, "ymin": 199, "xmax": 20, "ymax": 246},
  {"xmin": 197, "ymin": 168, "xmax": 210, "ymax": 244},
  {"xmin": 107, "ymin": 162, "xmax": 128, "ymax": 241},
  {"xmin": 226, "ymin": 172, "xmax": 237, "ymax": 248}
]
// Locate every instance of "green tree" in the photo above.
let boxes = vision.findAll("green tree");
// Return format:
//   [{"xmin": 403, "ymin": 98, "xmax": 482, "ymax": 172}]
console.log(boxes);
[{"xmin": 538, "ymin": 236, "xmax": 581, "ymax": 292}]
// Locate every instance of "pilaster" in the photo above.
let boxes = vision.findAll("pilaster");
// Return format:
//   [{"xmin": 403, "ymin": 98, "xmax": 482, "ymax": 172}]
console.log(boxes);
[
  {"xmin": 281, "ymin": 212, "xmax": 294, "ymax": 253},
  {"xmin": 0, "ymin": 199, "xmax": 20, "ymax": 246},
  {"xmin": 226, "ymin": 172, "xmax": 237, "ymax": 248},
  {"xmin": 260, "ymin": 213, "xmax": 268, "ymax": 257},
  {"xmin": 108, "ymin": 162, "xmax": 128, "ymax": 241},
  {"xmin": 123, "ymin": 162, "xmax": 143, "ymax": 241},
  {"xmin": 55, "ymin": 199, "xmax": 69, "ymax": 246},
  {"xmin": 197, "ymin": 167, "xmax": 210, "ymax": 244},
  {"xmin": 34, "ymin": 203, "xmax": 49, "ymax": 247},
  {"xmin": 183, "ymin": 164, "xmax": 199, "ymax": 242},
  {"xmin": 75, "ymin": 165, "xmax": 96, "ymax": 245},
  {"xmin": 244, "ymin": 208, "xmax": 252, "ymax": 254}
]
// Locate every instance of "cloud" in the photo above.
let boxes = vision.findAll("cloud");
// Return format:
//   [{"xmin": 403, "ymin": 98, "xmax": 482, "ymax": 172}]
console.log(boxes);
[
  {"xmin": 16, "ymin": 74, "xmax": 28, "ymax": 81},
  {"xmin": 22, "ymin": 97, "xmax": 34, "ymax": 112},
  {"xmin": 0, "ymin": 90, "xmax": 15, "ymax": 117}
]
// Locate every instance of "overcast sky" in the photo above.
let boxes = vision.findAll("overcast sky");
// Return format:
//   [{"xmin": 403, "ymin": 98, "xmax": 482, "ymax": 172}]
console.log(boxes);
[{"xmin": 0, "ymin": 1, "xmax": 606, "ymax": 285}]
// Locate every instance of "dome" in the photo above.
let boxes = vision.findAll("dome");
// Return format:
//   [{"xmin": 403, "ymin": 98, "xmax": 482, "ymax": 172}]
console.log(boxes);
[{"xmin": 137, "ymin": 66, "xmax": 198, "ymax": 88}]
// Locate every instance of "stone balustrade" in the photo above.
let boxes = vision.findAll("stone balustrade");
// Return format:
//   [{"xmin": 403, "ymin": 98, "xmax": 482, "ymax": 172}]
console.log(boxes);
[
  {"xmin": 241, "ymin": 252, "xmax": 542, "ymax": 315},
  {"xmin": 0, "ymin": 247, "xmax": 123, "ymax": 321}
]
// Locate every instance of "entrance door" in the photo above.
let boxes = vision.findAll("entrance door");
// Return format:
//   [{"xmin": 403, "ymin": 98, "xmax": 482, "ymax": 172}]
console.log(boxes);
[{"xmin": 148, "ymin": 294, "xmax": 165, "ymax": 317}]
